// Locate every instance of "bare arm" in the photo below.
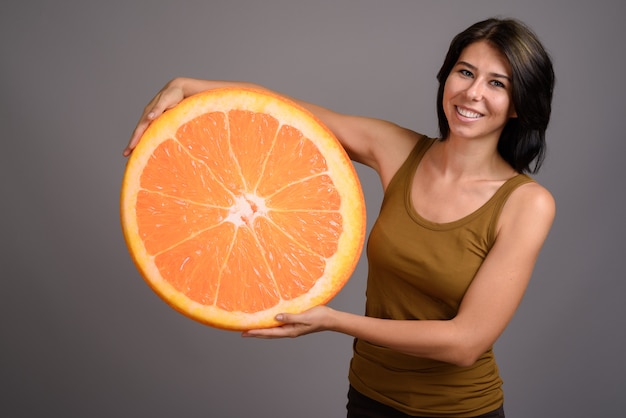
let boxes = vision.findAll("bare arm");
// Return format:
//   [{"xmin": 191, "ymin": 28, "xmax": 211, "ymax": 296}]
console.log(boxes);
[
  {"xmin": 244, "ymin": 183, "xmax": 556, "ymax": 367},
  {"xmin": 123, "ymin": 77, "xmax": 417, "ymax": 180}
]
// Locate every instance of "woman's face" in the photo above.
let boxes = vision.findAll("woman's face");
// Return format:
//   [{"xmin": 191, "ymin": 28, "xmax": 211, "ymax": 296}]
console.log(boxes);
[{"xmin": 442, "ymin": 40, "xmax": 517, "ymax": 142}]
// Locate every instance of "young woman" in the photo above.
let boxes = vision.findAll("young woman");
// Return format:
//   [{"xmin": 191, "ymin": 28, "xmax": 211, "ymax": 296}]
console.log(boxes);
[{"xmin": 124, "ymin": 18, "xmax": 555, "ymax": 418}]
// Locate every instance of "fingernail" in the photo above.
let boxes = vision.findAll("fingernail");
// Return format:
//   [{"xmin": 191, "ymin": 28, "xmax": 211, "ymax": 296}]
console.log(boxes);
[
  {"xmin": 147, "ymin": 112, "xmax": 155, "ymax": 119},
  {"xmin": 275, "ymin": 314, "xmax": 284, "ymax": 321}
]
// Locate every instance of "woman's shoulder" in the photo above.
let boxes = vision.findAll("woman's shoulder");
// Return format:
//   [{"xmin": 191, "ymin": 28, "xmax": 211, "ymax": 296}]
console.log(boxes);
[
  {"xmin": 511, "ymin": 179, "xmax": 555, "ymax": 212},
  {"xmin": 370, "ymin": 124, "xmax": 430, "ymax": 187},
  {"xmin": 498, "ymin": 178, "xmax": 556, "ymax": 237}
]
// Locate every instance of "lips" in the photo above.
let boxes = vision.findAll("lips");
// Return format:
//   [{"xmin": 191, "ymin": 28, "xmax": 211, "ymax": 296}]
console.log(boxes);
[{"xmin": 456, "ymin": 106, "xmax": 483, "ymax": 119}]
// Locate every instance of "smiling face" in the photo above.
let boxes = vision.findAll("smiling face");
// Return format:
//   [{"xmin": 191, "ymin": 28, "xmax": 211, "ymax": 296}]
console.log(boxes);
[{"xmin": 442, "ymin": 40, "xmax": 517, "ymax": 143}]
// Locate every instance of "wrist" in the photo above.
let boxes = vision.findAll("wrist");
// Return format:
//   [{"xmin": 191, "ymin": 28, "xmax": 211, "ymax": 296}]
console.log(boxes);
[
  {"xmin": 166, "ymin": 76, "xmax": 186, "ymax": 90},
  {"xmin": 324, "ymin": 306, "xmax": 345, "ymax": 332},
  {"xmin": 167, "ymin": 77, "xmax": 204, "ymax": 97}
]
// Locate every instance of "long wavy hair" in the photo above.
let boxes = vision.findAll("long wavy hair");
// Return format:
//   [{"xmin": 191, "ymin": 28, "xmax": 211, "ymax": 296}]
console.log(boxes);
[{"xmin": 436, "ymin": 18, "xmax": 555, "ymax": 174}]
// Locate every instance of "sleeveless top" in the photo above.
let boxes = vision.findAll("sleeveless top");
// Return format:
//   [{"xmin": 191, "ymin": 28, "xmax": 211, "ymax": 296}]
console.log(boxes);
[{"xmin": 348, "ymin": 136, "xmax": 534, "ymax": 417}]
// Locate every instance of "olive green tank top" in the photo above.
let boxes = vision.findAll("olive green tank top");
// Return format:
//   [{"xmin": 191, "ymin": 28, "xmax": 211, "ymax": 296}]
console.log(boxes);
[{"xmin": 348, "ymin": 136, "xmax": 534, "ymax": 417}]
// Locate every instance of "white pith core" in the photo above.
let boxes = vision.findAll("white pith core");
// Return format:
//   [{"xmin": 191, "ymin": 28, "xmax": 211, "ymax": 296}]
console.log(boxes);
[{"xmin": 225, "ymin": 194, "xmax": 267, "ymax": 227}]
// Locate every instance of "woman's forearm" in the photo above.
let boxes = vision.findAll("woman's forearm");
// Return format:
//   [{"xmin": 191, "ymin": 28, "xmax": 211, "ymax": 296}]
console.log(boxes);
[
  {"xmin": 169, "ymin": 77, "xmax": 266, "ymax": 98},
  {"xmin": 328, "ymin": 309, "xmax": 479, "ymax": 367}
]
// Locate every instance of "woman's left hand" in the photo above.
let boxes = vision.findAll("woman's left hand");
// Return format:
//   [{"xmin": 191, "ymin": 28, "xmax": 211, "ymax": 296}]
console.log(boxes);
[{"xmin": 241, "ymin": 305, "xmax": 334, "ymax": 338}]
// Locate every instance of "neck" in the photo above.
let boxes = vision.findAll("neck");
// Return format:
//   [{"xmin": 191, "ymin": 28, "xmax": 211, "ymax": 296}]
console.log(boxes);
[{"xmin": 432, "ymin": 135, "xmax": 512, "ymax": 180}]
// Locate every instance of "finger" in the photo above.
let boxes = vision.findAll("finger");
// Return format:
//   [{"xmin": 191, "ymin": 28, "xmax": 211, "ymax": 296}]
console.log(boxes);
[
  {"xmin": 124, "ymin": 101, "xmax": 162, "ymax": 149},
  {"xmin": 275, "ymin": 312, "xmax": 308, "ymax": 325},
  {"xmin": 123, "ymin": 120, "xmax": 150, "ymax": 156},
  {"xmin": 241, "ymin": 326, "xmax": 293, "ymax": 338},
  {"xmin": 123, "ymin": 108, "xmax": 156, "ymax": 157},
  {"xmin": 123, "ymin": 88, "xmax": 184, "ymax": 156},
  {"xmin": 242, "ymin": 314, "xmax": 307, "ymax": 337}
]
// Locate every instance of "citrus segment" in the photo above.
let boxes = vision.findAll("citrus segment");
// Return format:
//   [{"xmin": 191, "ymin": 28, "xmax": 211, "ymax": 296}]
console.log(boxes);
[
  {"xmin": 267, "ymin": 210, "xmax": 342, "ymax": 258},
  {"xmin": 216, "ymin": 225, "xmax": 279, "ymax": 312},
  {"xmin": 121, "ymin": 87, "xmax": 366, "ymax": 330},
  {"xmin": 153, "ymin": 223, "xmax": 235, "ymax": 304},
  {"xmin": 254, "ymin": 216, "xmax": 325, "ymax": 298},
  {"xmin": 227, "ymin": 109, "xmax": 280, "ymax": 191},
  {"xmin": 176, "ymin": 112, "xmax": 244, "ymax": 194},
  {"xmin": 136, "ymin": 190, "xmax": 229, "ymax": 255},
  {"xmin": 256, "ymin": 124, "xmax": 329, "ymax": 194}
]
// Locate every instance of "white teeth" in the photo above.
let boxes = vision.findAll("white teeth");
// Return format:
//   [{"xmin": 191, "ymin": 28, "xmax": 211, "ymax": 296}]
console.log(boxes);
[{"xmin": 456, "ymin": 107, "xmax": 482, "ymax": 118}]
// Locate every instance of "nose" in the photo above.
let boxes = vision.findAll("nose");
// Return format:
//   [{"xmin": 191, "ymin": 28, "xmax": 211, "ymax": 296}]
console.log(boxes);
[{"xmin": 465, "ymin": 80, "xmax": 484, "ymax": 101}]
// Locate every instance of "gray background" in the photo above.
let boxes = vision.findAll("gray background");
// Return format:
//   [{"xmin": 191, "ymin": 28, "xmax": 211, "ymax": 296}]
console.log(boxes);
[{"xmin": 2, "ymin": 0, "xmax": 624, "ymax": 417}]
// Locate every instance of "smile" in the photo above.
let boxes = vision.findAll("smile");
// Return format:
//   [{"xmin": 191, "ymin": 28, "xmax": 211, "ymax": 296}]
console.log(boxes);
[{"xmin": 456, "ymin": 106, "xmax": 483, "ymax": 119}]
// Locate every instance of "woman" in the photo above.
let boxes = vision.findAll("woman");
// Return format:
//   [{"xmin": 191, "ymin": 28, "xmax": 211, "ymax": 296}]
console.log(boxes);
[{"xmin": 124, "ymin": 18, "xmax": 555, "ymax": 418}]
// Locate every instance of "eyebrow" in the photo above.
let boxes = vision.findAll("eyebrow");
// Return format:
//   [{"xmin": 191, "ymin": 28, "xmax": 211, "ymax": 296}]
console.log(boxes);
[{"xmin": 456, "ymin": 61, "xmax": 512, "ymax": 81}]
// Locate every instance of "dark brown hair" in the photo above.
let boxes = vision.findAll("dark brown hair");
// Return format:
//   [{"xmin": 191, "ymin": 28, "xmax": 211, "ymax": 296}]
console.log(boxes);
[{"xmin": 436, "ymin": 18, "xmax": 555, "ymax": 173}]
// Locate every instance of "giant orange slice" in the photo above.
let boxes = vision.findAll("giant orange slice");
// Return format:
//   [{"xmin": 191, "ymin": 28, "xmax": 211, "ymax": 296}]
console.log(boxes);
[{"xmin": 121, "ymin": 87, "xmax": 365, "ymax": 330}]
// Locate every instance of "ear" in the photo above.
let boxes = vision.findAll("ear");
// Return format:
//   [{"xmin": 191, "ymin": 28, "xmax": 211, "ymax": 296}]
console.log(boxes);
[{"xmin": 508, "ymin": 106, "xmax": 517, "ymax": 118}]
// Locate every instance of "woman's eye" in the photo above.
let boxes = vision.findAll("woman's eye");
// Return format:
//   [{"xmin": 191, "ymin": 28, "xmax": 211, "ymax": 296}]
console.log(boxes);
[
  {"xmin": 459, "ymin": 69, "xmax": 473, "ymax": 77},
  {"xmin": 491, "ymin": 80, "xmax": 506, "ymax": 88}
]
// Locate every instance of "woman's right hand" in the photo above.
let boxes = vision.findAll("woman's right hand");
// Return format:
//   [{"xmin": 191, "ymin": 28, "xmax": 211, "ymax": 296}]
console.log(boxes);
[{"xmin": 123, "ymin": 79, "xmax": 187, "ymax": 156}]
